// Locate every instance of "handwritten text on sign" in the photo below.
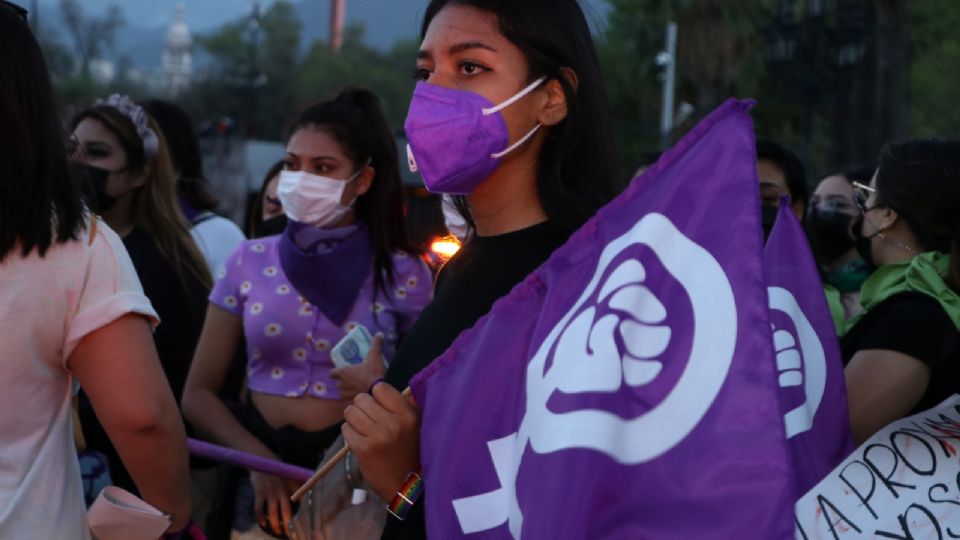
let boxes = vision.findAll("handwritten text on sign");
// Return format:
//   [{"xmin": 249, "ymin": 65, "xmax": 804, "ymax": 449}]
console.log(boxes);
[{"xmin": 796, "ymin": 395, "xmax": 960, "ymax": 539}]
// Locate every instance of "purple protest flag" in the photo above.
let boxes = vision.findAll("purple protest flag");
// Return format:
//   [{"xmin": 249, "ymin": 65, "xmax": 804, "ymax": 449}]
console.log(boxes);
[
  {"xmin": 409, "ymin": 99, "xmax": 798, "ymax": 539},
  {"xmin": 762, "ymin": 201, "xmax": 855, "ymax": 498}
]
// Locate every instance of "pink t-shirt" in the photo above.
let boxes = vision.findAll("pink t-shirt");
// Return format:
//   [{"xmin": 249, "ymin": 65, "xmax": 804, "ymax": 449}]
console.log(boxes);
[
  {"xmin": 0, "ymin": 219, "xmax": 157, "ymax": 539},
  {"xmin": 209, "ymin": 236, "xmax": 433, "ymax": 400}
]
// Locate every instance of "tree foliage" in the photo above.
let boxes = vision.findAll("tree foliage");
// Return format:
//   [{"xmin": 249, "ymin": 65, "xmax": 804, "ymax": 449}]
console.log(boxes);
[{"xmin": 59, "ymin": 0, "xmax": 125, "ymax": 78}]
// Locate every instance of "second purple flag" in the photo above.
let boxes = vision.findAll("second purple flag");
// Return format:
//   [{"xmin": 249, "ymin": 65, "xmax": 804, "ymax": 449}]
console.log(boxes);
[{"xmin": 411, "ymin": 99, "xmax": 798, "ymax": 539}]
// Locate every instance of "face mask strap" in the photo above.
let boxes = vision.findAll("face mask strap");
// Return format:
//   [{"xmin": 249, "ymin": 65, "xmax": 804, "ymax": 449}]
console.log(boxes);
[
  {"xmin": 491, "ymin": 124, "xmax": 542, "ymax": 159},
  {"xmin": 482, "ymin": 76, "xmax": 548, "ymax": 116}
]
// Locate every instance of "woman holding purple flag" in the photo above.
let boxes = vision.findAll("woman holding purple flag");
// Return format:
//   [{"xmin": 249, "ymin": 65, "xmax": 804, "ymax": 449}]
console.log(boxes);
[
  {"xmin": 843, "ymin": 138, "xmax": 960, "ymax": 443},
  {"xmin": 339, "ymin": 0, "xmax": 625, "ymax": 537},
  {"xmin": 182, "ymin": 88, "xmax": 432, "ymax": 538}
]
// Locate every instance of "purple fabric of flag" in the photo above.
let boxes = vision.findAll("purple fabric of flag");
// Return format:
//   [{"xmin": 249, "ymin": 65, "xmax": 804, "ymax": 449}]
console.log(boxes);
[
  {"xmin": 762, "ymin": 201, "xmax": 855, "ymax": 499},
  {"xmin": 410, "ymin": 99, "xmax": 796, "ymax": 539}
]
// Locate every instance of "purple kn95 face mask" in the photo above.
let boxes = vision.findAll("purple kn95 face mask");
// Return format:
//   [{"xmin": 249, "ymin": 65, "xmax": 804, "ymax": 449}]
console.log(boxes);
[{"xmin": 404, "ymin": 77, "xmax": 546, "ymax": 195}]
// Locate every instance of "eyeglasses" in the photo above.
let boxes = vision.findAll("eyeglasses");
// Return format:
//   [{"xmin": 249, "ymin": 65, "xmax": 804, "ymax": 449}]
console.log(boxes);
[
  {"xmin": 851, "ymin": 181, "xmax": 876, "ymax": 213},
  {"xmin": 0, "ymin": 0, "xmax": 28, "ymax": 21}
]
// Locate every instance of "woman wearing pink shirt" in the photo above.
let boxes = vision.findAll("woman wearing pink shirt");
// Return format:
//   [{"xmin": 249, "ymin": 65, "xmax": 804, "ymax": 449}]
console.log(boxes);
[{"xmin": 0, "ymin": 3, "xmax": 191, "ymax": 537}]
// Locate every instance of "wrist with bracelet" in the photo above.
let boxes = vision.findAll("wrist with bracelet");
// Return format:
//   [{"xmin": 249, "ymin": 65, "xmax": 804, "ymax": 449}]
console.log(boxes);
[{"xmin": 386, "ymin": 468, "xmax": 424, "ymax": 521}]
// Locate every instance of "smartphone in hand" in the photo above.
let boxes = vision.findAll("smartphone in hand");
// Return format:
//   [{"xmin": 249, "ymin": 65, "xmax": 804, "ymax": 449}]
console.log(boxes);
[{"xmin": 330, "ymin": 325, "xmax": 374, "ymax": 369}]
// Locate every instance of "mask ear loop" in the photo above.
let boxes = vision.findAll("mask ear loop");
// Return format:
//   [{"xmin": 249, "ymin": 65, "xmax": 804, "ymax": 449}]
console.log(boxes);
[
  {"xmin": 481, "ymin": 76, "xmax": 548, "ymax": 116},
  {"xmin": 342, "ymin": 157, "xmax": 374, "ymax": 208},
  {"xmin": 490, "ymin": 125, "xmax": 543, "ymax": 159},
  {"xmin": 483, "ymin": 77, "xmax": 549, "ymax": 160}
]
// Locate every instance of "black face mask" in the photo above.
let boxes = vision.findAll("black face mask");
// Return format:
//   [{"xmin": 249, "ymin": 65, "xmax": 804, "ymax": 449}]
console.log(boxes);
[
  {"xmin": 761, "ymin": 204, "xmax": 779, "ymax": 243},
  {"xmin": 73, "ymin": 163, "xmax": 116, "ymax": 213},
  {"xmin": 805, "ymin": 208, "xmax": 856, "ymax": 264},
  {"xmin": 852, "ymin": 213, "xmax": 878, "ymax": 271},
  {"xmin": 254, "ymin": 214, "xmax": 288, "ymax": 238}
]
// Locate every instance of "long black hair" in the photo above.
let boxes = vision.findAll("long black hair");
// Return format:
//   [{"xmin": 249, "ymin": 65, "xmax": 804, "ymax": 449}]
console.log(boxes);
[
  {"xmin": 875, "ymin": 138, "xmax": 960, "ymax": 292},
  {"xmin": 0, "ymin": 3, "xmax": 84, "ymax": 261},
  {"xmin": 287, "ymin": 87, "xmax": 417, "ymax": 297},
  {"xmin": 139, "ymin": 98, "xmax": 220, "ymax": 213},
  {"xmin": 422, "ymin": 0, "xmax": 624, "ymax": 234}
]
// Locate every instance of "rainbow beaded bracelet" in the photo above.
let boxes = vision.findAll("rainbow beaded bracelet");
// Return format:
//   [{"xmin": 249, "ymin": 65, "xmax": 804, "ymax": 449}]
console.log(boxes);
[{"xmin": 386, "ymin": 469, "xmax": 424, "ymax": 521}]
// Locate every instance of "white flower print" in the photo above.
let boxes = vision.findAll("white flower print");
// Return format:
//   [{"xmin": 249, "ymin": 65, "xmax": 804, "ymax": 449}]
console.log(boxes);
[
  {"xmin": 313, "ymin": 382, "xmax": 328, "ymax": 396},
  {"xmin": 286, "ymin": 391, "xmax": 299, "ymax": 398},
  {"xmin": 371, "ymin": 302, "xmax": 384, "ymax": 314},
  {"xmin": 394, "ymin": 287, "xmax": 407, "ymax": 300},
  {"xmin": 276, "ymin": 284, "xmax": 291, "ymax": 295},
  {"xmin": 292, "ymin": 348, "xmax": 308, "ymax": 362},
  {"xmin": 263, "ymin": 266, "xmax": 278, "ymax": 277},
  {"xmin": 314, "ymin": 339, "xmax": 331, "ymax": 351},
  {"xmin": 264, "ymin": 323, "xmax": 283, "ymax": 337},
  {"xmin": 240, "ymin": 281, "xmax": 253, "ymax": 294},
  {"xmin": 298, "ymin": 304, "xmax": 313, "ymax": 317},
  {"xmin": 216, "ymin": 267, "xmax": 227, "ymax": 280},
  {"xmin": 223, "ymin": 295, "xmax": 238, "ymax": 308},
  {"xmin": 299, "ymin": 382, "xmax": 309, "ymax": 392},
  {"xmin": 343, "ymin": 321, "xmax": 359, "ymax": 332},
  {"xmin": 271, "ymin": 367, "xmax": 284, "ymax": 380},
  {"xmin": 251, "ymin": 243, "xmax": 266, "ymax": 254},
  {"xmin": 406, "ymin": 276, "xmax": 418, "ymax": 289},
  {"xmin": 251, "ymin": 348, "xmax": 263, "ymax": 360},
  {"xmin": 298, "ymin": 295, "xmax": 308, "ymax": 305},
  {"xmin": 249, "ymin": 302, "xmax": 264, "ymax": 316}
]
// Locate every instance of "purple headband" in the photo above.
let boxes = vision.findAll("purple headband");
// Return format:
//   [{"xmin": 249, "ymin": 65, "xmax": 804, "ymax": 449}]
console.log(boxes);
[{"xmin": 95, "ymin": 94, "xmax": 160, "ymax": 160}]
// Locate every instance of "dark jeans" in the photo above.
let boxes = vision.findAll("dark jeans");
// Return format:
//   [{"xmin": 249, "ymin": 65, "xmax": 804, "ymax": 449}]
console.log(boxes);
[{"xmin": 239, "ymin": 400, "xmax": 342, "ymax": 469}]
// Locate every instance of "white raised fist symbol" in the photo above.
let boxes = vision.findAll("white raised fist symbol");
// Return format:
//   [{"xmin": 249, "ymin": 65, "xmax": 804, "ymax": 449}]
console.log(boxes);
[{"xmin": 554, "ymin": 259, "xmax": 672, "ymax": 394}]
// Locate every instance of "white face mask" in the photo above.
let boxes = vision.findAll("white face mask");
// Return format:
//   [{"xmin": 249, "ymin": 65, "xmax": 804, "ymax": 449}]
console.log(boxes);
[
  {"xmin": 441, "ymin": 194, "xmax": 470, "ymax": 240},
  {"xmin": 277, "ymin": 163, "xmax": 367, "ymax": 227}
]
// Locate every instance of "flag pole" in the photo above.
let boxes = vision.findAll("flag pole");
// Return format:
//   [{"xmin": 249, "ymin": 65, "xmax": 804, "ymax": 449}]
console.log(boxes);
[{"xmin": 291, "ymin": 387, "xmax": 412, "ymax": 502}]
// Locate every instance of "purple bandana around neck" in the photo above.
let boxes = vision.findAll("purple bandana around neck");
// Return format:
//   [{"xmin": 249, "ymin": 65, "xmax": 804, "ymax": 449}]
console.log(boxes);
[
  {"xmin": 278, "ymin": 220, "xmax": 374, "ymax": 326},
  {"xmin": 179, "ymin": 198, "xmax": 201, "ymax": 224}
]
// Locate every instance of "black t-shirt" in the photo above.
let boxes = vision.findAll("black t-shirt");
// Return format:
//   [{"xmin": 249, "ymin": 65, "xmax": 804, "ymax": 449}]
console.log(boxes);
[
  {"xmin": 381, "ymin": 220, "xmax": 568, "ymax": 539},
  {"xmin": 385, "ymin": 220, "xmax": 568, "ymax": 389},
  {"xmin": 78, "ymin": 226, "xmax": 209, "ymax": 493},
  {"xmin": 841, "ymin": 291, "xmax": 960, "ymax": 414}
]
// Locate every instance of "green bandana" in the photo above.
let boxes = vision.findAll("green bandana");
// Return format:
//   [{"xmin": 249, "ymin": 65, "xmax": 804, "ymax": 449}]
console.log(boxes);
[
  {"xmin": 823, "ymin": 284, "xmax": 846, "ymax": 334},
  {"xmin": 823, "ymin": 258, "xmax": 871, "ymax": 293},
  {"xmin": 842, "ymin": 252, "xmax": 960, "ymax": 335}
]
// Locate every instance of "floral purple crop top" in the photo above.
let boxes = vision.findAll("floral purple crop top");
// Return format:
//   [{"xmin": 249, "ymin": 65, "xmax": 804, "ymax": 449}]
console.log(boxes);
[{"xmin": 209, "ymin": 236, "xmax": 433, "ymax": 400}]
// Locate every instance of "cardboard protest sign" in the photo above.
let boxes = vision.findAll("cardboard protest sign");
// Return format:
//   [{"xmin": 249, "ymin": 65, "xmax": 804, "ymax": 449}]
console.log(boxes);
[{"xmin": 796, "ymin": 394, "xmax": 960, "ymax": 539}]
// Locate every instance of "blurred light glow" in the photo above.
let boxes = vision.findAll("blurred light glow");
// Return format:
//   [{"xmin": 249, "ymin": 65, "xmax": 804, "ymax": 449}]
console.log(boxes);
[{"xmin": 431, "ymin": 237, "xmax": 462, "ymax": 259}]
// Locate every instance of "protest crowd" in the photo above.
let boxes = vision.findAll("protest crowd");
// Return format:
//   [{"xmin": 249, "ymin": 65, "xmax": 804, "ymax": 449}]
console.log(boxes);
[{"xmin": 1, "ymin": 0, "xmax": 959, "ymax": 538}]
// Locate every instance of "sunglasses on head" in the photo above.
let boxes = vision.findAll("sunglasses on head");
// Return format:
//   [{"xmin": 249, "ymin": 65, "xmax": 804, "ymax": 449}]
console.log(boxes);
[{"xmin": 1, "ymin": 0, "xmax": 28, "ymax": 21}]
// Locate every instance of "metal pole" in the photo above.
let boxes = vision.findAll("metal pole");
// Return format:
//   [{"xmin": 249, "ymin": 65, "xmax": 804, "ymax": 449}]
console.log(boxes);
[
  {"xmin": 30, "ymin": 0, "xmax": 38, "ymax": 33},
  {"xmin": 330, "ymin": 0, "xmax": 345, "ymax": 51},
  {"xmin": 659, "ymin": 21, "xmax": 678, "ymax": 151}
]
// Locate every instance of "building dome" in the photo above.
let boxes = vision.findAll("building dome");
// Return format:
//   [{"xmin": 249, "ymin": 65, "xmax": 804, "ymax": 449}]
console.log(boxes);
[{"xmin": 165, "ymin": 4, "xmax": 192, "ymax": 51}]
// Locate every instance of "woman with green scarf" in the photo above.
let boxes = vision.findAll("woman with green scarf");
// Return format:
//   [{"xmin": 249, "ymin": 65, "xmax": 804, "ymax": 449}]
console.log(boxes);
[{"xmin": 843, "ymin": 138, "xmax": 960, "ymax": 443}]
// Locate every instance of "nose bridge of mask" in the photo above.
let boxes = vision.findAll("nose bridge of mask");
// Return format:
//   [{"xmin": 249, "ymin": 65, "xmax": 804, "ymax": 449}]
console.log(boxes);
[{"xmin": 482, "ymin": 76, "xmax": 547, "ymax": 160}]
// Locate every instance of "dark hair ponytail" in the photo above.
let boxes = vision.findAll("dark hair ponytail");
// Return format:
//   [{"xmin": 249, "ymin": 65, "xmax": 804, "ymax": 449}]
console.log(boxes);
[
  {"xmin": 875, "ymin": 138, "xmax": 960, "ymax": 293},
  {"xmin": 287, "ymin": 87, "xmax": 416, "ymax": 297}
]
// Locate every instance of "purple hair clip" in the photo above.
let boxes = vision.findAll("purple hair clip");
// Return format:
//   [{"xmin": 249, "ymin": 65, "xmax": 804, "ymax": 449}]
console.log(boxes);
[{"xmin": 95, "ymin": 94, "xmax": 160, "ymax": 160}]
